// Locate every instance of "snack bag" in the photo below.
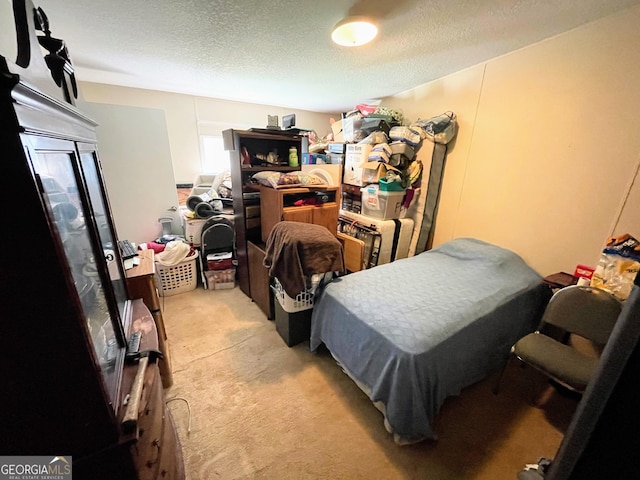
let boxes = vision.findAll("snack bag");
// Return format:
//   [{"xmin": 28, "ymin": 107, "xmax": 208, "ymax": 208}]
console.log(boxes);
[{"xmin": 590, "ymin": 234, "xmax": 640, "ymax": 300}]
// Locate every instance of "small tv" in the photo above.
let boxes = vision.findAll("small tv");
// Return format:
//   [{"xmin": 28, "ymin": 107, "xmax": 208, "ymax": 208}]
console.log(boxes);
[{"xmin": 283, "ymin": 114, "xmax": 296, "ymax": 130}]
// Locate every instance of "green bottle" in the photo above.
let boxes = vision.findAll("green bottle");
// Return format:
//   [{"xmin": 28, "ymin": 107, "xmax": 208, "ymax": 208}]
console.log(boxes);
[{"xmin": 288, "ymin": 147, "xmax": 299, "ymax": 167}]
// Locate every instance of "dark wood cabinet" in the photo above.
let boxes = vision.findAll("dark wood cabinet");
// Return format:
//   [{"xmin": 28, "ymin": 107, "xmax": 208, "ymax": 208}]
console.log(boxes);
[
  {"xmin": 223, "ymin": 128, "xmax": 308, "ymax": 298},
  {"xmin": 0, "ymin": 2, "xmax": 184, "ymax": 478},
  {"xmin": 248, "ymin": 241, "xmax": 274, "ymax": 319},
  {"xmin": 71, "ymin": 301, "xmax": 184, "ymax": 480}
]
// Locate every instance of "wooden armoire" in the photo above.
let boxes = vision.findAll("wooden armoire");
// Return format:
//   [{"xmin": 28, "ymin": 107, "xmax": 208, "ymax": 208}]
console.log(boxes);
[{"xmin": 0, "ymin": 1, "xmax": 184, "ymax": 478}]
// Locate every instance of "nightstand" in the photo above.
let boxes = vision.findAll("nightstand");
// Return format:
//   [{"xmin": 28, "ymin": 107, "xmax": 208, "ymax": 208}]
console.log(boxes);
[{"xmin": 126, "ymin": 249, "xmax": 174, "ymax": 387}]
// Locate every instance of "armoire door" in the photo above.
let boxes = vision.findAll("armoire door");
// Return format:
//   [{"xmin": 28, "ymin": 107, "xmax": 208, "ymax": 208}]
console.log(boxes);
[{"xmin": 23, "ymin": 133, "xmax": 127, "ymax": 403}]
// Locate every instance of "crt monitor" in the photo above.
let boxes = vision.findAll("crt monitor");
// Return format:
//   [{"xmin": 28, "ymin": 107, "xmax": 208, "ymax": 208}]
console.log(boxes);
[{"xmin": 283, "ymin": 114, "xmax": 296, "ymax": 130}]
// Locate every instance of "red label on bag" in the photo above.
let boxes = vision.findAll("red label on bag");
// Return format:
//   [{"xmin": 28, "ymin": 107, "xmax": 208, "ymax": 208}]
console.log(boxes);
[{"xmin": 574, "ymin": 264, "xmax": 595, "ymax": 279}]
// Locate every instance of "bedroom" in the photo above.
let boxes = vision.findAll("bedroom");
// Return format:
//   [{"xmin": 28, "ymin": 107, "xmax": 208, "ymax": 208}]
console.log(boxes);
[
  {"xmin": 69, "ymin": 6, "xmax": 640, "ymax": 279},
  {"xmin": 2, "ymin": 0, "xmax": 639, "ymax": 479}
]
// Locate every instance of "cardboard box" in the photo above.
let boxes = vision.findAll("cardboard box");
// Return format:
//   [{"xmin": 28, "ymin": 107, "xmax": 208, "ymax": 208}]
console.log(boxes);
[
  {"xmin": 326, "ymin": 153, "xmax": 344, "ymax": 165},
  {"xmin": 574, "ymin": 264, "xmax": 595, "ymax": 281},
  {"xmin": 206, "ymin": 252, "xmax": 234, "ymax": 271},
  {"xmin": 331, "ymin": 116, "xmax": 360, "ymax": 143},
  {"xmin": 361, "ymin": 161, "xmax": 400, "ymax": 185},
  {"xmin": 327, "ymin": 143, "xmax": 346, "ymax": 154},
  {"xmin": 343, "ymin": 144, "xmax": 373, "ymax": 187}
]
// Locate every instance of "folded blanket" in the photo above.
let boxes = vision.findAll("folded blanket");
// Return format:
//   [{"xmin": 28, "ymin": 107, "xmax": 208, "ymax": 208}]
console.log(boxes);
[
  {"xmin": 263, "ymin": 221, "xmax": 344, "ymax": 297},
  {"xmin": 156, "ymin": 240, "xmax": 191, "ymax": 266}
]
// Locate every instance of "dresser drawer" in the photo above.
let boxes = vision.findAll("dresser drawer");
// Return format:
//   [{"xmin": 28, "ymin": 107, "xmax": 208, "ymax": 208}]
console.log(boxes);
[
  {"xmin": 132, "ymin": 365, "xmax": 165, "ymax": 480},
  {"xmin": 156, "ymin": 405, "xmax": 184, "ymax": 479}
]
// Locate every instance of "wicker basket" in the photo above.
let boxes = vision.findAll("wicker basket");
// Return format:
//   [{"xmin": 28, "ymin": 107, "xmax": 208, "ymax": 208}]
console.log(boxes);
[{"xmin": 156, "ymin": 250, "xmax": 199, "ymax": 296}]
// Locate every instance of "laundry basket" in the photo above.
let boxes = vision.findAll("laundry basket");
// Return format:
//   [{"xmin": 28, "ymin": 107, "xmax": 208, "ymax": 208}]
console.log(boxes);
[
  {"xmin": 272, "ymin": 277, "xmax": 315, "ymax": 313},
  {"xmin": 155, "ymin": 250, "xmax": 199, "ymax": 296},
  {"xmin": 271, "ymin": 273, "xmax": 333, "ymax": 313},
  {"xmin": 271, "ymin": 273, "xmax": 333, "ymax": 347}
]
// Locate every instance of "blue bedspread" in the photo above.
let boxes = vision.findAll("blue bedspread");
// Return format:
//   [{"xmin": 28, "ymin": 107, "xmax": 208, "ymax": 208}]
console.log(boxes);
[{"xmin": 310, "ymin": 238, "xmax": 549, "ymax": 443}]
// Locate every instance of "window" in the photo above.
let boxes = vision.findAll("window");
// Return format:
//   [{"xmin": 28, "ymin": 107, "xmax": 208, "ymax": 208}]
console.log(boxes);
[{"xmin": 201, "ymin": 136, "xmax": 230, "ymax": 174}]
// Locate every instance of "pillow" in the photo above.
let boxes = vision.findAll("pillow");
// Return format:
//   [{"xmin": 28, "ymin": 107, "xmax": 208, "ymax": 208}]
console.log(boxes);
[
  {"xmin": 294, "ymin": 172, "xmax": 327, "ymax": 186},
  {"xmin": 252, "ymin": 171, "xmax": 327, "ymax": 189},
  {"xmin": 389, "ymin": 126, "xmax": 422, "ymax": 147},
  {"xmin": 252, "ymin": 171, "xmax": 298, "ymax": 189}
]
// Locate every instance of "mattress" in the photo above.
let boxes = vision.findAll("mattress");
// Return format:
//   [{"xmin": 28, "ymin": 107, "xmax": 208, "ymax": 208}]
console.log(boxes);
[
  {"xmin": 338, "ymin": 210, "xmax": 413, "ymax": 266},
  {"xmin": 310, "ymin": 238, "xmax": 550, "ymax": 443}
]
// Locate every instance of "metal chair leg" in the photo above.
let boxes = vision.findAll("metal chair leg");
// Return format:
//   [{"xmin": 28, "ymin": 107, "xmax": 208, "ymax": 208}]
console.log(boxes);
[{"xmin": 493, "ymin": 353, "xmax": 513, "ymax": 395}]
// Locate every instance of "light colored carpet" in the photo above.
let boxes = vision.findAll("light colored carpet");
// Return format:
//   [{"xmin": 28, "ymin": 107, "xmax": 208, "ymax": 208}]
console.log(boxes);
[{"xmin": 161, "ymin": 286, "xmax": 576, "ymax": 480}]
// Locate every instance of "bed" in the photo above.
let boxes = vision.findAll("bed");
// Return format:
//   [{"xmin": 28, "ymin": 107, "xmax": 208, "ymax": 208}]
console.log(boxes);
[{"xmin": 310, "ymin": 237, "xmax": 550, "ymax": 444}]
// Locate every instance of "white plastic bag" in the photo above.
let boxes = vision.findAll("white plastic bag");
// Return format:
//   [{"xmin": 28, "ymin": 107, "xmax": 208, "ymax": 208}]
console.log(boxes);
[
  {"xmin": 413, "ymin": 112, "xmax": 458, "ymax": 145},
  {"xmin": 591, "ymin": 234, "xmax": 640, "ymax": 300}
]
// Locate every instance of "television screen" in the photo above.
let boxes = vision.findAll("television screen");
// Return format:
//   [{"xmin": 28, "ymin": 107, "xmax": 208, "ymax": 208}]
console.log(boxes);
[{"xmin": 283, "ymin": 114, "xmax": 296, "ymax": 129}]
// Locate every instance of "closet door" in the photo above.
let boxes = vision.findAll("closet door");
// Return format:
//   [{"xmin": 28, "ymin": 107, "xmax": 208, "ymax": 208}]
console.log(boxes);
[{"xmin": 78, "ymin": 101, "xmax": 180, "ymax": 244}]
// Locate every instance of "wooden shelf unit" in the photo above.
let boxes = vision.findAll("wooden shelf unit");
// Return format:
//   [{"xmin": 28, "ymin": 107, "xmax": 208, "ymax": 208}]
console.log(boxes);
[
  {"xmin": 223, "ymin": 129, "xmax": 308, "ymax": 298},
  {"xmin": 260, "ymin": 185, "xmax": 340, "ymax": 243}
]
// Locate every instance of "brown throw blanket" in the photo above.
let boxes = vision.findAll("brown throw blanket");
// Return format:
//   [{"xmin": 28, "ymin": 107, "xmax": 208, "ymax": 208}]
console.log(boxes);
[{"xmin": 263, "ymin": 221, "xmax": 344, "ymax": 298}]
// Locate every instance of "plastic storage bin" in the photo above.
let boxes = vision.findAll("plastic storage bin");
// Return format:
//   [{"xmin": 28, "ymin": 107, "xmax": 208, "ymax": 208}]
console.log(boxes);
[
  {"xmin": 360, "ymin": 185, "xmax": 405, "ymax": 220},
  {"xmin": 273, "ymin": 298, "xmax": 312, "ymax": 347},
  {"xmin": 182, "ymin": 214, "xmax": 207, "ymax": 246},
  {"xmin": 378, "ymin": 178, "xmax": 405, "ymax": 192},
  {"xmin": 205, "ymin": 268, "xmax": 236, "ymax": 290},
  {"xmin": 156, "ymin": 250, "xmax": 199, "ymax": 296}
]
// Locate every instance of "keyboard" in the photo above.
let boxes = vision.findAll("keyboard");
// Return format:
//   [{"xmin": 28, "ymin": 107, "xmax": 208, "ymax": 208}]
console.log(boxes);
[{"xmin": 118, "ymin": 239, "xmax": 138, "ymax": 260}]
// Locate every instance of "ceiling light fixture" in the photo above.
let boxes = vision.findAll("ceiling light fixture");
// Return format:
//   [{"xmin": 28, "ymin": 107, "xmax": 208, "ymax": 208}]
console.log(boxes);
[{"xmin": 331, "ymin": 16, "xmax": 378, "ymax": 47}]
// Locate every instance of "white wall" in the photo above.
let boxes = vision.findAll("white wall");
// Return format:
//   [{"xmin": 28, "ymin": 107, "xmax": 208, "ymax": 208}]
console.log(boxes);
[
  {"xmin": 78, "ymin": 101, "xmax": 180, "ymax": 245},
  {"xmin": 78, "ymin": 83, "xmax": 336, "ymax": 184},
  {"xmin": 383, "ymin": 4, "xmax": 640, "ymax": 277}
]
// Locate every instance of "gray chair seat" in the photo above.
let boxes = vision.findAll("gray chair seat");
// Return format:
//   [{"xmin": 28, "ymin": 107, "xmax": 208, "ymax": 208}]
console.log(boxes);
[
  {"xmin": 512, "ymin": 332, "xmax": 598, "ymax": 392},
  {"xmin": 494, "ymin": 285, "xmax": 622, "ymax": 396}
]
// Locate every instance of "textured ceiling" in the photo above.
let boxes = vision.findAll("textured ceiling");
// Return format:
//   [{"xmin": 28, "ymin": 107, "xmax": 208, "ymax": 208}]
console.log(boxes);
[{"xmin": 29, "ymin": 0, "xmax": 640, "ymax": 113}]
